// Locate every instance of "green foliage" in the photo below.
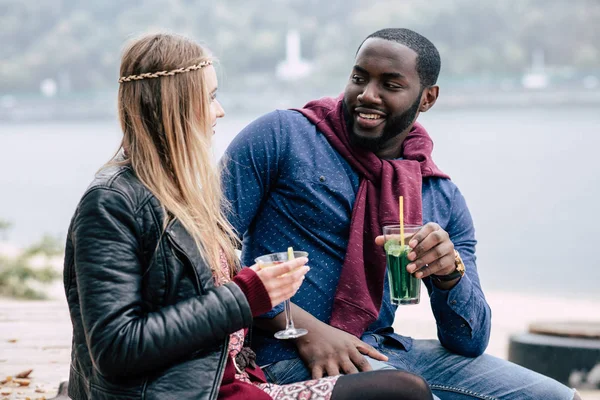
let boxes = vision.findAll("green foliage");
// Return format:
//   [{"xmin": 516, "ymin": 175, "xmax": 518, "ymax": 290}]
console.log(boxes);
[
  {"xmin": 0, "ymin": 220, "xmax": 62, "ymax": 299},
  {"xmin": 1, "ymin": 0, "xmax": 598, "ymax": 93},
  {"xmin": 0, "ymin": 257, "xmax": 60, "ymax": 299},
  {"xmin": 21, "ymin": 234, "xmax": 64, "ymax": 258}
]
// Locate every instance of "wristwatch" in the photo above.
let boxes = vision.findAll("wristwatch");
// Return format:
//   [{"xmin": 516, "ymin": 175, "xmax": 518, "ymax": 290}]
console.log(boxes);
[{"xmin": 431, "ymin": 250, "xmax": 466, "ymax": 283}]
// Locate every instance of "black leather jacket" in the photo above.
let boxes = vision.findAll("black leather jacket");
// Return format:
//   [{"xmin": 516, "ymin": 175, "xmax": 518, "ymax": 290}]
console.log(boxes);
[{"xmin": 63, "ymin": 165, "xmax": 252, "ymax": 400}]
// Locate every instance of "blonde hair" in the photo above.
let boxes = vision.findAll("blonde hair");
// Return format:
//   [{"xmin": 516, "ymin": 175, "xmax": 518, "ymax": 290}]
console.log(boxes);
[{"xmin": 114, "ymin": 33, "xmax": 239, "ymax": 278}]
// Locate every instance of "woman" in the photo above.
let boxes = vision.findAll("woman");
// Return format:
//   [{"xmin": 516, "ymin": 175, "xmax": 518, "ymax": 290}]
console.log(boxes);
[{"xmin": 63, "ymin": 33, "xmax": 433, "ymax": 400}]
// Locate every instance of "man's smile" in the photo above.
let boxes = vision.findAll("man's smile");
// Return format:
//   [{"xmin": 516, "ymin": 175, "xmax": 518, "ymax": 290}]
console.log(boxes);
[{"xmin": 354, "ymin": 107, "xmax": 386, "ymax": 130}]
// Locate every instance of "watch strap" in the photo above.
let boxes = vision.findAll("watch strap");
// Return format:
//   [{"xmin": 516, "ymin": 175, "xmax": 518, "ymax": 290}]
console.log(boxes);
[
  {"xmin": 431, "ymin": 269, "xmax": 463, "ymax": 282},
  {"xmin": 430, "ymin": 250, "xmax": 466, "ymax": 283}
]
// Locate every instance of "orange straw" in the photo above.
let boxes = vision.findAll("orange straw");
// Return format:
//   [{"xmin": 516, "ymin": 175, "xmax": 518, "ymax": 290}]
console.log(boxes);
[{"xmin": 399, "ymin": 196, "xmax": 405, "ymax": 247}]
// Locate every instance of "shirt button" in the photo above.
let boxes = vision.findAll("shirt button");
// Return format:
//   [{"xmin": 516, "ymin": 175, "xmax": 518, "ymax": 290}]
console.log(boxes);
[
  {"xmin": 451, "ymin": 300, "xmax": 457, "ymax": 305},
  {"xmin": 319, "ymin": 175, "xmax": 326, "ymax": 182}
]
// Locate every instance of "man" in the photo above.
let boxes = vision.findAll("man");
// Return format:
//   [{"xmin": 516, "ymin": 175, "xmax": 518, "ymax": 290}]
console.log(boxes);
[{"xmin": 222, "ymin": 28, "xmax": 579, "ymax": 399}]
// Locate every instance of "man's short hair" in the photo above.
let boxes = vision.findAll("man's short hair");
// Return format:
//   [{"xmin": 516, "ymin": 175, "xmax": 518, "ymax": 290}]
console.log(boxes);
[{"xmin": 359, "ymin": 28, "xmax": 441, "ymax": 88}]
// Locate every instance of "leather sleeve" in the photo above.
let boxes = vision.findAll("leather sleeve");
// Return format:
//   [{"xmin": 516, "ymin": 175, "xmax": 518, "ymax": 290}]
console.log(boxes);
[{"xmin": 71, "ymin": 187, "xmax": 252, "ymax": 378}]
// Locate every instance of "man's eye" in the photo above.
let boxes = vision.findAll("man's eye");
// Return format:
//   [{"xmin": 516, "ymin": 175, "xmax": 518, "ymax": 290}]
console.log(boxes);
[{"xmin": 352, "ymin": 75, "xmax": 365, "ymax": 83}]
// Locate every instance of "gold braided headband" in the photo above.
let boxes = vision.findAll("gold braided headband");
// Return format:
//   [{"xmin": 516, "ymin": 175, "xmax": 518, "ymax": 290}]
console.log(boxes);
[{"xmin": 118, "ymin": 60, "xmax": 213, "ymax": 83}]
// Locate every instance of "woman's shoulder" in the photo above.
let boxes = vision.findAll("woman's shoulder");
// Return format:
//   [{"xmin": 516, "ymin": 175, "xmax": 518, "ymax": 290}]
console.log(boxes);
[{"xmin": 81, "ymin": 163, "xmax": 153, "ymax": 212}]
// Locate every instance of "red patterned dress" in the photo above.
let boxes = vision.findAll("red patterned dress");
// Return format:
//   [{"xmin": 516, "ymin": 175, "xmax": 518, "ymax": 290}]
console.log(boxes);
[{"xmin": 215, "ymin": 251, "xmax": 340, "ymax": 400}]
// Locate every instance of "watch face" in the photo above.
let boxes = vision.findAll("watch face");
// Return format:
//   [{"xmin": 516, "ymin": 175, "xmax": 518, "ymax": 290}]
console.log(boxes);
[{"xmin": 454, "ymin": 250, "xmax": 466, "ymax": 274}]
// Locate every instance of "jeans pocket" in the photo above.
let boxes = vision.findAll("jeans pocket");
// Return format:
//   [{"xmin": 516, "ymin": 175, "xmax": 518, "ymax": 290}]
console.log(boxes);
[{"xmin": 263, "ymin": 358, "xmax": 311, "ymax": 384}]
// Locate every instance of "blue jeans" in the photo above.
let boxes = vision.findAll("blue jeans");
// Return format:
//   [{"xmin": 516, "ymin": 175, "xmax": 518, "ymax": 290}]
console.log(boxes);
[{"xmin": 262, "ymin": 336, "xmax": 576, "ymax": 400}]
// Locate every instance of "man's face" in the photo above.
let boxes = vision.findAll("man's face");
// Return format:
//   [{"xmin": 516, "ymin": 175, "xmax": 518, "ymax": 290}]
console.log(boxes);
[{"xmin": 343, "ymin": 38, "xmax": 423, "ymax": 153}]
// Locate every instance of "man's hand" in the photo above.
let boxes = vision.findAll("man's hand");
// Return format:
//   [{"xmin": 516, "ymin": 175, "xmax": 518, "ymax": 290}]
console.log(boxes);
[
  {"xmin": 293, "ymin": 307, "xmax": 388, "ymax": 379},
  {"xmin": 255, "ymin": 304, "xmax": 388, "ymax": 379},
  {"xmin": 376, "ymin": 222, "xmax": 457, "ymax": 283}
]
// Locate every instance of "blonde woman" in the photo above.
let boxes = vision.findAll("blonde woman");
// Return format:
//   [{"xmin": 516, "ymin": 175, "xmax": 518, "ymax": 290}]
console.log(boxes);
[{"xmin": 63, "ymin": 33, "xmax": 433, "ymax": 400}]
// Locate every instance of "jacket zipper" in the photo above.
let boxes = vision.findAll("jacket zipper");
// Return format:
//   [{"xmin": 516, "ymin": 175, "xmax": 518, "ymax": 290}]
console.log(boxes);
[{"xmin": 210, "ymin": 335, "xmax": 230, "ymax": 400}]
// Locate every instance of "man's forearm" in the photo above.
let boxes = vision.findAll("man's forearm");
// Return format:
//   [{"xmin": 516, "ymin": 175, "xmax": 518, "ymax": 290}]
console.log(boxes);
[{"xmin": 253, "ymin": 303, "xmax": 322, "ymax": 333}]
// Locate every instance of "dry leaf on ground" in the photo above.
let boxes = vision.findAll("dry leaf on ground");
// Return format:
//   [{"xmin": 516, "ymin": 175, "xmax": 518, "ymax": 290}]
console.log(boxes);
[
  {"xmin": 14, "ymin": 378, "xmax": 31, "ymax": 386},
  {"xmin": 16, "ymin": 369, "xmax": 33, "ymax": 378}
]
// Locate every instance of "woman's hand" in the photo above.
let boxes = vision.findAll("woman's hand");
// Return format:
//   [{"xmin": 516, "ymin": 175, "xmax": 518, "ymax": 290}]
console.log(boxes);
[{"xmin": 249, "ymin": 257, "xmax": 309, "ymax": 306}]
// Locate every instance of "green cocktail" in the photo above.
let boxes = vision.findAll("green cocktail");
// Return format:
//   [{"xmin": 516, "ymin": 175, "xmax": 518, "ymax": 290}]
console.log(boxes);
[{"xmin": 383, "ymin": 225, "xmax": 421, "ymax": 305}]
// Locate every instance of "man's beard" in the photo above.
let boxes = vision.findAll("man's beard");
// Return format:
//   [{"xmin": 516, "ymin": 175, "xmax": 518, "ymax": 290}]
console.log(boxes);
[{"xmin": 344, "ymin": 93, "xmax": 422, "ymax": 153}]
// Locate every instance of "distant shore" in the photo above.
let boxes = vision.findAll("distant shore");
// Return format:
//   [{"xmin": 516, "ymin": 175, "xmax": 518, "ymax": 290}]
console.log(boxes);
[{"xmin": 1, "ymin": 89, "xmax": 600, "ymax": 123}]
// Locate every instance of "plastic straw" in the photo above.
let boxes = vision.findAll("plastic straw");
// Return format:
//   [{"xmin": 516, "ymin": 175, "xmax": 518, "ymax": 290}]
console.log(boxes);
[{"xmin": 399, "ymin": 196, "xmax": 405, "ymax": 247}]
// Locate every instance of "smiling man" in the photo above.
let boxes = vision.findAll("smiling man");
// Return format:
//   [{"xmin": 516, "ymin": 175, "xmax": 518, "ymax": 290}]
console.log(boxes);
[
  {"xmin": 222, "ymin": 28, "xmax": 579, "ymax": 399},
  {"xmin": 343, "ymin": 38, "xmax": 435, "ymax": 160}
]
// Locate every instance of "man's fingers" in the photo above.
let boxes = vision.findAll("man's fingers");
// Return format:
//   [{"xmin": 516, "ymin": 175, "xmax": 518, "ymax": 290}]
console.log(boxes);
[
  {"xmin": 348, "ymin": 348, "xmax": 372, "ymax": 372},
  {"xmin": 407, "ymin": 242, "xmax": 453, "ymax": 274},
  {"xmin": 325, "ymin": 363, "xmax": 341, "ymax": 378},
  {"xmin": 408, "ymin": 222, "xmax": 440, "ymax": 248},
  {"xmin": 375, "ymin": 235, "xmax": 385, "ymax": 246},
  {"xmin": 340, "ymin": 359, "xmax": 360, "ymax": 375},
  {"xmin": 414, "ymin": 253, "xmax": 456, "ymax": 278},
  {"xmin": 355, "ymin": 342, "xmax": 388, "ymax": 362},
  {"xmin": 409, "ymin": 229, "xmax": 447, "ymax": 259},
  {"xmin": 311, "ymin": 365, "xmax": 324, "ymax": 380}
]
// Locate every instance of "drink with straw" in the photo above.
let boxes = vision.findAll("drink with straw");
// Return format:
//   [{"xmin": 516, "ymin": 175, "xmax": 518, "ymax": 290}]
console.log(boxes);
[
  {"xmin": 255, "ymin": 247, "xmax": 309, "ymax": 339},
  {"xmin": 383, "ymin": 196, "xmax": 421, "ymax": 305},
  {"xmin": 383, "ymin": 224, "xmax": 422, "ymax": 305}
]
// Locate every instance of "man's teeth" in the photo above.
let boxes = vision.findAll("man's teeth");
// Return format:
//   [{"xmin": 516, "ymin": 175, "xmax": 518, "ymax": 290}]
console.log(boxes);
[{"xmin": 358, "ymin": 113, "xmax": 382, "ymax": 120}]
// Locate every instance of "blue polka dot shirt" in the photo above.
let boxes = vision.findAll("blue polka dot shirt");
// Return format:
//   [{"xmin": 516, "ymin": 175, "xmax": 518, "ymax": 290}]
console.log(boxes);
[{"xmin": 222, "ymin": 110, "xmax": 492, "ymax": 365}]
